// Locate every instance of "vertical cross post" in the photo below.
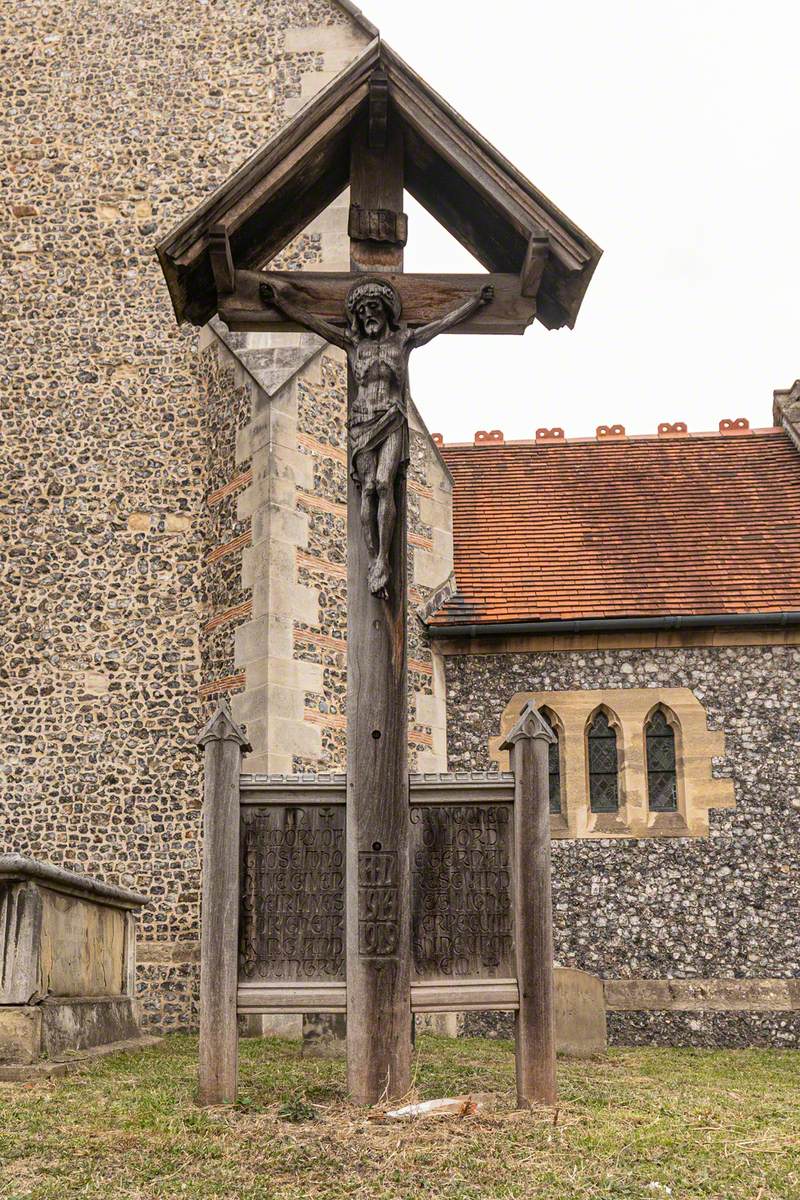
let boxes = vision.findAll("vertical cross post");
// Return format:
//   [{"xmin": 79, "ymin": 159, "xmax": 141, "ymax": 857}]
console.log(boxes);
[
  {"xmin": 501, "ymin": 701, "xmax": 558, "ymax": 1108},
  {"xmin": 195, "ymin": 701, "xmax": 251, "ymax": 1106},
  {"xmin": 345, "ymin": 109, "xmax": 412, "ymax": 1105}
]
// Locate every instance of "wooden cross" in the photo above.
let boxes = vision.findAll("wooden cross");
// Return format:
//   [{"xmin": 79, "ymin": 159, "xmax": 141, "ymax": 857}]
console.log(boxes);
[
  {"xmin": 158, "ymin": 42, "xmax": 600, "ymax": 1109},
  {"xmin": 252, "ymin": 112, "xmax": 490, "ymax": 1103},
  {"xmin": 240, "ymin": 112, "xmax": 503, "ymax": 1104},
  {"xmin": 207, "ymin": 100, "xmax": 550, "ymax": 1108}
]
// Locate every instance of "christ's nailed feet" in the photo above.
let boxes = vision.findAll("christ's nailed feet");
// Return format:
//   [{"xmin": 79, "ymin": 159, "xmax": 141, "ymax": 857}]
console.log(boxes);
[{"xmin": 368, "ymin": 556, "xmax": 390, "ymax": 600}]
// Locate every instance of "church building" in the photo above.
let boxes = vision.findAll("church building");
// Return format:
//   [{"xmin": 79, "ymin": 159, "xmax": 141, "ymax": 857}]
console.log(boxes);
[{"xmin": 4, "ymin": 0, "xmax": 799, "ymax": 1046}]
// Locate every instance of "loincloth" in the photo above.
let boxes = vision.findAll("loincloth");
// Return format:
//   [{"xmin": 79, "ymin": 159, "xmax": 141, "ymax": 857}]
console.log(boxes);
[{"xmin": 348, "ymin": 404, "xmax": 409, "ymax": 483}]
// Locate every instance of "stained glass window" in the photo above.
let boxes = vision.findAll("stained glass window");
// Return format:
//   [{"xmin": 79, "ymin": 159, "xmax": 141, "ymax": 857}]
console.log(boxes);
[
  {"xmin": 541, "ymin": 711, "xmax": 562, "ymax": 814},
  {"xmin": 587, "ymin": 711, "xmax": 619, "ymax": 813},
  {"xmin": 646, "ymin": 709, "xmax": 678, "ymax": 812}
]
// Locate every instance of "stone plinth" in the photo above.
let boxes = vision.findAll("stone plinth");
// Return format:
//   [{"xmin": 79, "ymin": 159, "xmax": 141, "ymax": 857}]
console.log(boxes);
[{"xmin": 0, "ymin": 856, "xmax": 149, "ymax": 1071}]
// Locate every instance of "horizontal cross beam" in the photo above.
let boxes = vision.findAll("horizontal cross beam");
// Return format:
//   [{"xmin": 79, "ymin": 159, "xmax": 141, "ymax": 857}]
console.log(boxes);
[{"xmin": 218, "ymin": 270, "xmax": 537, "ymax": 335}]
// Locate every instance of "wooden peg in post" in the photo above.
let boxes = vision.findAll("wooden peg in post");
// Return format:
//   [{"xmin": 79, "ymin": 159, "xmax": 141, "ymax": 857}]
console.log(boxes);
[
  {"xmin": 501, "ymin": 700, "xmax": 557, "ymax": 1108},
  {"xmin": 195, "ymin": 700, "xmax": 251, "ymax": 1106}
]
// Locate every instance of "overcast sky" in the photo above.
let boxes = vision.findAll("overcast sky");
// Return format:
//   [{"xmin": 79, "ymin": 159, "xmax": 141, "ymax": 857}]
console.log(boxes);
[{"xmin": 362, "ymin": 0, "xmax": 800, "ymax": 441}]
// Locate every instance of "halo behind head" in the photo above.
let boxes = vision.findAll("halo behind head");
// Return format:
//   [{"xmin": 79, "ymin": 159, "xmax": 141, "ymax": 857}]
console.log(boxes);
[{"xmin": 346, "ymin": 276, "xmax": 402, "ymax": 331}]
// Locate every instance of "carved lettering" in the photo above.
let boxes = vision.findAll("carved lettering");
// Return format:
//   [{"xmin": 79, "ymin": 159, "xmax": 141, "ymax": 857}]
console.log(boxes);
[
  {"xmin": 410, "ymin": 805, "xmax": 514, "ymax": 979},
  {"xmin": 358, "ymin": 850, "xmax": 399, "ymax": 958},
  {"xmin": 239, "ymin": 806, "xmax": 345, "ymax": 981}
]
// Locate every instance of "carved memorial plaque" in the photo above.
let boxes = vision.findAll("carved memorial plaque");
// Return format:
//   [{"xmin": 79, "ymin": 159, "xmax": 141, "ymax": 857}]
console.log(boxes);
[
  {"xmin": 410, "ymin": 805, "xmax": 514, "ymax": 980},
  {"xmin": 358, "ymin": 848, "xmax": 400, "ymax": 957},
  {"xmin": 239, "ymin": 805, "xmax": 345, "ymax": 982}
]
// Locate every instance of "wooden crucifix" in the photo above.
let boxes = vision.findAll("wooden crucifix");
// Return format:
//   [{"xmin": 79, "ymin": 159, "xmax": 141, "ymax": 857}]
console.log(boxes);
[
  {"xmin": 158, "ymin": 43, "xmax": 601, "ymax": 1110},
  {"xmin": 260, "ymin": 276, "xmax": 492, "ymax": 597},
  {"xmin": 258, "ymin": 115, "xmax": 495, "ymax": 1103}
]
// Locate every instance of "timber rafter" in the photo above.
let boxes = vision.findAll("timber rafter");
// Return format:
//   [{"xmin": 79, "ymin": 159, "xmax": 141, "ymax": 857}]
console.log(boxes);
[{"xmin": 156, "ymin": 39, "xmax": 601, "ymax": 332}]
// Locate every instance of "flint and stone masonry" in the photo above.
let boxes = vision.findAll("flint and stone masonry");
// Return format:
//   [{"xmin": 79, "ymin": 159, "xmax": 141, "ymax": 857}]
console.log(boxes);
[
  {"xmin": 2, "ymin": 0, "xmax": 373, "ymax": 1030},
  {"xmin": 4, "ymin": 0, "xmax": 799, "ymax": 1046},
  {"xmin": 443, "ymin": 641, "xmax": 800, "ymax": 1046},
  {"xmin": 3, "ymin": 0, "xmax": 452, "ymax": 1032}
]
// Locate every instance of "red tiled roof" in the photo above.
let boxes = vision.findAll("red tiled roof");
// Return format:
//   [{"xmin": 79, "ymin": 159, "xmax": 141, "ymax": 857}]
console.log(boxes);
[{"xmin": 431, "ymin": 429, "xmax": 800, "ymax": 628}]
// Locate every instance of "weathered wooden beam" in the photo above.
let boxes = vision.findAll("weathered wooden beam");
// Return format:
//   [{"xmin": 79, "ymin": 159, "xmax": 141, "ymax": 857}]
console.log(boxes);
[
  {"xmin": 236, "ymin": 979, "xmax": 521, "ymax": 1015},
  {"xmin": 383, "ymin": 43, "xmax": 592, "ymax": 274},
  {"xmin": 402, "ymin": 120, "xmax": 524, "ymax": 274},
  {"xmin": 208, "ymin": 225, "xmax": 235, "ymax": 296},
  {"xmin": 501, "ymin": 702, "xmax": 558, "ymax": 1110},
  {"xmin": 345, "ymin": 116, "xmax": 412, "ymax": 1107},
  {"xmin": 350, "ymin": 118, "xmax": 404, "ymax": 274},
  {"xmin": 411, "ymin": 980, "xmax": 519, "ymax": 1013},
  {"xmin": 219, "ymin": 270, "xmax": 536, "ymax": 335},
  {"xmin": 368, "ymin": 67, "xmax": 389, "ymax": 151},
  {"xmin": 195, "ymin": 702, "xmax": 251, "ymax": 1107},
  {"xmin": 163, "ymin": 88, "xmax": 367, "ymax": 325},
  {"xmin": 521, "ymin": 230, "xmax": 550, "ymax": 298},
  {"xmin": 238, "ymin": 983, "xmax": 348, "ymax": 1014}
]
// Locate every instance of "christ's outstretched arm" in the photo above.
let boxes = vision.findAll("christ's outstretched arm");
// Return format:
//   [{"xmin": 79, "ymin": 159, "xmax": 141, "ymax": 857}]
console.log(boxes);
[
  {"xmin": 409, "ymin": 284, "xmax": 494, "ymax": 349},
  {"xmin": 260, "ymin": 281, "xmax": 352, "ymax": 352}
]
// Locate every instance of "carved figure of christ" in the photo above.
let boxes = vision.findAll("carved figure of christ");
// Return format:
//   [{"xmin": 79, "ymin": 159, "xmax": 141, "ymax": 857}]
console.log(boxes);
[{"xmin": 260, "ymin": 276, "xmax": 494, "ymax": 598}]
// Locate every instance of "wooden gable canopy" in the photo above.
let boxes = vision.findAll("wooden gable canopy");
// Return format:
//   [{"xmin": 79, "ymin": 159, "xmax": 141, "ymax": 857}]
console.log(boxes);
[{"xmin": 156, "ymin": 38, "xmax": 602, "ymax": 333}]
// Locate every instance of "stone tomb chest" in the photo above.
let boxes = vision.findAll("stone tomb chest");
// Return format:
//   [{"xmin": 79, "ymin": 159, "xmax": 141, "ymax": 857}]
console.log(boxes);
[{"xmin": 0, "ymin": 856, "xmax": 148, "ymax": 1071}]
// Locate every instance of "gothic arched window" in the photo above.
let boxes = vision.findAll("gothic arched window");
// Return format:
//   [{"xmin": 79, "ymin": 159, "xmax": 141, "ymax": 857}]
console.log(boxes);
[
  {"xmin": 645, "ymin": 709, "xmax": 678, "ymax": 812},
  {"xmin": 540, "ymin": 708, "xmax": 563, "ymax": 814},
  {"xmin": 587, "ymin": 710, "xmax": 619, "ymax": 813}
]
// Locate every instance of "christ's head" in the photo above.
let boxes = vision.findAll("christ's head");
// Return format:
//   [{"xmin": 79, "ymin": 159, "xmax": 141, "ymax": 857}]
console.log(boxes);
[
  {"xmin": 355, "ymin": 295, "xmax": 389, "ymax": 338},
  {"xmin": 346, "ymin": 278, "xmax": 402, "ymax": 338}
]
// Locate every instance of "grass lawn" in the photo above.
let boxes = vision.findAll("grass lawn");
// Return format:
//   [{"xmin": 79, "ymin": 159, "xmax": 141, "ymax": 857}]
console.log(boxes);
[{"xmin": 0, "ymin": 1034, "xmax": 797, "ymax": 1199}]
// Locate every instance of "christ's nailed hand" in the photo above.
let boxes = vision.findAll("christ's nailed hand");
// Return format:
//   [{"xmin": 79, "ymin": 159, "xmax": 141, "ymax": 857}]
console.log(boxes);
[{"xmin": 479, "ymin": 284, "xmax": 495, "ymax": 305}]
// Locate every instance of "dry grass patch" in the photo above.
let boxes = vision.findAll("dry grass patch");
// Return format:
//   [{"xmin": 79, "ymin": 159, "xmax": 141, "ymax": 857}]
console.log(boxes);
[{"xmin": 0, "ymin": 1034, "xmax": 797, "ymax": 1199}]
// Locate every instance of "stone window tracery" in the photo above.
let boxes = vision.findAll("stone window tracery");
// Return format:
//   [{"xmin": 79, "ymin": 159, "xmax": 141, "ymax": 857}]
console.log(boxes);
[
  {"xmin": 586, "ymin": 710, "xmax": 620, "ymax": 813},
  {"xmin": 492, "ymin": 688, "xmax": 734, "ymax": 840},
  {"xmin": 645, "ymin": 708, "xmax": 678, "ymax": 812},
  {"xmin": 540, "ymin": 707, "xmax": 563, "ymax": 814}
]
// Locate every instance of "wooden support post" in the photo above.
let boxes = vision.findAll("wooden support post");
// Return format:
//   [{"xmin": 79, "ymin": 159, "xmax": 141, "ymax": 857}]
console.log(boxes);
[
  {"xmin": 501, "ymin": 701, "xmax": 558, "ymax": 1108},
  {"xmin": 195, "ymin": 701, "xmax": 251, "ymax": 1106},
  {"xmin": 345, "ymin": 114, "xmax": 412, "ymax": 1106},
  {"xmin": 349, "ymin": 117, "xmax": 405, "ymax": 275}
]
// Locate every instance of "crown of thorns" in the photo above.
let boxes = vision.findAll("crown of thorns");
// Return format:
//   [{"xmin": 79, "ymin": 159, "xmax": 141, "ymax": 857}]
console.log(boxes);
[{"xmin": 345, "ymin": 278, "xmax": 402, "ymax": 327}]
